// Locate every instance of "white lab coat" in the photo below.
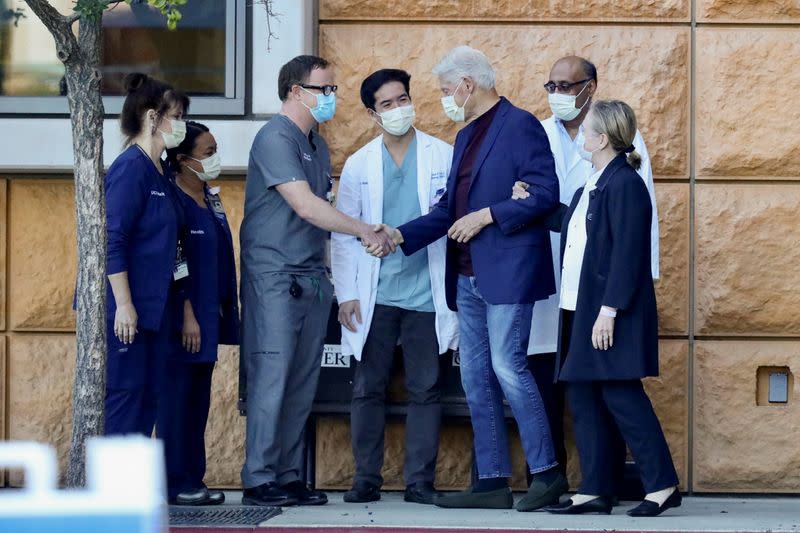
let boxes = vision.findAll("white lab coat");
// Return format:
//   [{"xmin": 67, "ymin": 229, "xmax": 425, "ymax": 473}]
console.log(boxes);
[
  {"xmin": 527, "ymin": 116, "xmax": 660, "ymax": 355},
  {"xmin": 331, "ymin": 129, "xmax": 459, "ymax": 361}
]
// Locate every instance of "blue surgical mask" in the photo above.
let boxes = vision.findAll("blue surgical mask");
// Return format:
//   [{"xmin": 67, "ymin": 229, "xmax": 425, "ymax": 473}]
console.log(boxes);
[{"xmin": 301, "ymin": 87, "xmax": 337, "ymax": 123}]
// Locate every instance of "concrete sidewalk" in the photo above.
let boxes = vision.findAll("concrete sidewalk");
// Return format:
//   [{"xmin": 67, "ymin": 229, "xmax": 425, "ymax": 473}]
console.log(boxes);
[{"xmin": 212, "ymin": 491, "xmax": 800, "ymax": 532}]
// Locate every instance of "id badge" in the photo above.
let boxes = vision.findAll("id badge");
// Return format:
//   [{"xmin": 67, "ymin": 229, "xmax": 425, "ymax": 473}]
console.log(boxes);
[
  {"xmin": 209, "ymin": 195, "xmax": 225, "ymax": 215},
  {"xmin": 173, "ymin": 259, "xmax": 189, "ymax": 281}
]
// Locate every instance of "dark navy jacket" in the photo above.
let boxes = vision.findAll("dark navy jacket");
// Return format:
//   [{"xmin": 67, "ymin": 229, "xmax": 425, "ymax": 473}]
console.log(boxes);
[
  {"xmin": 399, "ymin": 97, "xmax": 559, "ymax": 311},
  {"xmin": 555, "ymin": 153, "xmax": 659, "ymax": 382},
  {"xmin": 106, "ymin": 145, "xmax": 179, "ymax": 332},
  {"xmin": 171, "ymin": 186, "xmax": 240, "ymax": 363}
]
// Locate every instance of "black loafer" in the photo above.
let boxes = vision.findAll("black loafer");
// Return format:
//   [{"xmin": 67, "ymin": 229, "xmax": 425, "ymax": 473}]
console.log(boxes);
[
  {"xmin": 242, "ymin": 482, "xmax": 298, "ymax": 507},
  {"xmin": 174, "ymin": 488, "xmax": 211, "ymax": 505},
  {"xmin": 627, "ymin": 489, "xmax": 682, "ymax": 517},
  {"xmin": 404, "ymin": 482, "xmax": 440, "ymax": 505},
  {"xmin": 343, "ymin": 482, "xmax": 381, "ymax": 503},
  {"xmin": 544, "ymin": 496, "xmax": 612, "ymax": 515},
  {"xmin": 433, "ymin": 487, "xmax": 513, "ymax": 509},
  {"xmin": 207, "ymin": 489, "xmax": 225, "ymax": 505},
  {"xmin": 281, "ymin": 481, "xmax": 328, "ymax": 506},
  {"xmin": 515, "ymin": 472, "xmax": 569, "ymax": 512}
]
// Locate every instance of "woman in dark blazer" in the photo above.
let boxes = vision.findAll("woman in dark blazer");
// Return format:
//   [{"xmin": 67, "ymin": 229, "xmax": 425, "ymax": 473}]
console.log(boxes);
[
  {"xmin": 105, "ymin": 73, "xmax": 189, "ymax": 437},
  {"xmin": 158, "ymin": 122, "xmax": 240, "ymax": 505},
  {"xmin": 542, "ymin": 100, "xmax": 680, "ymax": 516}
]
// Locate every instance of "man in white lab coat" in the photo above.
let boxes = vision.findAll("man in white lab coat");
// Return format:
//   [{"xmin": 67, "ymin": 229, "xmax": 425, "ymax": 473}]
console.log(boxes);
[
  {"xmin": 331, "ymin": 69, "xmax": 458, "ymax": 505},
  {"xmin": 525, "ymin": 56, "xmax": 660, "ymax": 500}
]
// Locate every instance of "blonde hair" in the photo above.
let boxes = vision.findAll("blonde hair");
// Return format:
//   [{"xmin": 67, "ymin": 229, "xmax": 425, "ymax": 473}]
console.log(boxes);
[{"xmin": 587, "ymin": 100, "xmax": 641, "ymax": 170}]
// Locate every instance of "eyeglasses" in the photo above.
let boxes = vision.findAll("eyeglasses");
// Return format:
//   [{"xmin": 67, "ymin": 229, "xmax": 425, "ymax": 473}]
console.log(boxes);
[
  {"xmin": 300, "ymin": 84, "xmax": 338, "ymax": 96},
  {"xmin": 543, "ymin": 78, "xmax": 591, "ymax": 94}
]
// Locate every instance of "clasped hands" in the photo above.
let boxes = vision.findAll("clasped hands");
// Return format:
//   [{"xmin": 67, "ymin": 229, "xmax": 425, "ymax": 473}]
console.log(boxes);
[{"xmin": 361, "ymin": 224, "xmax": 403, "ymax": 258}]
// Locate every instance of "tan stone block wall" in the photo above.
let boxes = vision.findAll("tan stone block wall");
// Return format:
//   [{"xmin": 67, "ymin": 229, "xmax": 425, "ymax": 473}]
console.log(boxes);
[
  {"xmin": 0, "ymin": 179, "xmax": 6, "ymax": 332},
  {"xmin": 695, "ymin": 184, "xmax": 800, "ymax": 336},
  {"xmin": 320, "ymin": 0, "xmax": 690, "ymax": 22},
  {"xmin": 318, "ymin": 24, "xmax": 690, "ymax": 178},
  {"xmin": 6, "ymin": 334, "xmax": 76, "ymax": 486},
  {"xmin": 696, "ymin": 28, "xmax": 800, "ymax": 179},
  {"xmin": 655, "ymin": 183, "xmax": 690, "ymax": 336},
  {"xmin": 8, "ymin": 180, "xmax": 77, "ymax": 331},
  {"xmin": 698, "ymin": 0, "xmax": 800, "ymax": 23},
  {"xmin": 204, "ymin": 345, "xmax": 245, "ymax": 488},
  {"xmin": 693, "ymin": 340, "xmax": 800, "ymax": 492}
]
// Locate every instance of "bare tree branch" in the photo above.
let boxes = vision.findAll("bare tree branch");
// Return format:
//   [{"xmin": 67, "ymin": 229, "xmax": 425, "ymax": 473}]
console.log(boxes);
[
  {"xmin": 253, "ymin": 0, "xmax": 281, "ymax": 52},
  {"xmin": 23, "ymin": 0, "xmax": 79, "ymax": 63}
]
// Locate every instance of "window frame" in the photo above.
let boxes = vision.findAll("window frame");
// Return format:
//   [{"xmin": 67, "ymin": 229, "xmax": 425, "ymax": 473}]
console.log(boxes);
[{"xmin": 0, "ymin": 0, "xmax": 245, "ymax": 115}]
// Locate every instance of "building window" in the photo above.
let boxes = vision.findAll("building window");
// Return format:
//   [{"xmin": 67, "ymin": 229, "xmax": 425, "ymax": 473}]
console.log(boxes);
[{"xmin": 0, "ymin": 0, "xmax": 244, "ymax": 114}]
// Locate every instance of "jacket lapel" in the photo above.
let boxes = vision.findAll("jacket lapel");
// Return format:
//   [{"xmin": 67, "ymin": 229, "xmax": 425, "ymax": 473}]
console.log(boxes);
[
  {"xmin": 367, "ymin": 136, "xmax": 384, "ymax": 224},
  {"xmin": 416, "ymin": 130, "xmax": 432, "ymax": 215},
  {"xmin": 470, "ymin": 97, "xmax": 509, "ymax": 183},
  {"xmin": 594, "ymin": 153, "xmax": 628, "ymax": 192}
]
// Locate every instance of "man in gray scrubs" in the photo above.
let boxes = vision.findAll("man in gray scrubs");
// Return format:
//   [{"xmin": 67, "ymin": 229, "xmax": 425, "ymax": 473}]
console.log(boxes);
[{"xmin": 240, "ymin": 55, "xmax": 395, "ymax": 507}]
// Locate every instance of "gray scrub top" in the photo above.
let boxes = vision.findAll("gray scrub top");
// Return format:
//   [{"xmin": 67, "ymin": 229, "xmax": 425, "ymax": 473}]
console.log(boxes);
[{"xmin": 240, "ymin": 114, "xmax": 332, "ymax": 278}]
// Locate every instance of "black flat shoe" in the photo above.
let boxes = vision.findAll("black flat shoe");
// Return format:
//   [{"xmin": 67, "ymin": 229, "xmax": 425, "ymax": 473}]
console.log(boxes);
[
  {"xmin": 242, "ymin": 482, "xmax": 298, "ymax": 507},
  {"xmin": 544, "ymin": 496, "xmax": 612, "ymax": 515},
  {"xmin": 404, "ymin": 482, "xmax": 440, "ymax": 505},
  {"xmin": 627, "ymin": 489, "xmax": 682, "ymax": 517},
  {"xmin": 343, "ymin": 482, "xmax": 381, "ymax": 503},
  {"xmin": 173, "ymin": 488, "xmax": 211, "ymax": 505},
  {"xmin": 281, "ymin": 481, "xmax": 328, "ymax": 506},
  {"xmin": 207, "ymin": 489, "xmax": 225, "ymax": 505}
]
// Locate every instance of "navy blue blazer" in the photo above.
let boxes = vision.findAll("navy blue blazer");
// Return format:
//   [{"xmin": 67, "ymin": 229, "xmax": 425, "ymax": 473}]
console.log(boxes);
[
  {"xmin": 171, "ymin": 186, "xmax": 240, "ymax": 363},
  {"xmin": 399, "ymin": 97, "xmax": 559, "ymax": 310},
  {"xmin": 555, "ymin": 153, "xmax": 659, "ymax": 382},
  {"xmin": 106, "ymin": 145, "xmax": 179, "ymax": 331}
]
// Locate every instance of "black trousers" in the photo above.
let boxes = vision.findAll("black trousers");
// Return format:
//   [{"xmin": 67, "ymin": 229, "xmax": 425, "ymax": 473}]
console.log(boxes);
[
  {"xmin": 567, "ymin": 380, "xmax": 679, "ymax": 496},
  {"xmin": 158, "ymin": 360, "xmax": 215, "ymax": 500},
  {"xmin": 351, "ymin": 304, "xmax": 441, "ymax": 487}
]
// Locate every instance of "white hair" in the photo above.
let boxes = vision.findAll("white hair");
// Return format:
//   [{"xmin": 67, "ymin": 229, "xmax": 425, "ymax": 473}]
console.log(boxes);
[{"xmin": 432, "ymin": 45, "xmax": 496, "ymax": 89}]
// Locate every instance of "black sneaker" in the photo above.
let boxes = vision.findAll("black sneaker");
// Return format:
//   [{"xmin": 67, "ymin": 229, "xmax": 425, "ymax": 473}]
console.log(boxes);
[
  {"xmin": 242, "ymin": 482, "xmax": 298, "ymax": 507},
  {"xmin": 281, "ymin": 480, "xmax": 328, "ymax": 506},
  {"xmin": 404, "ymin": 482, "xmax": 440, "ymax": 505},
  {"xmin": 343, "ymin": 482, "xmax": 381, "ymax": 503}
]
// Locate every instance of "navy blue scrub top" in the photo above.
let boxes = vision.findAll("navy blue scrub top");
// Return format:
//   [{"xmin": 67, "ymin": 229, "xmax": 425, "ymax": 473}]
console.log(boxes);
[
  {"xmin": 106, "ymin": 145, "xmax": 180, "ymax": 332},
  {"xmin": 171, "ymin": 185, "xmax": 239, "ymax": 363}
]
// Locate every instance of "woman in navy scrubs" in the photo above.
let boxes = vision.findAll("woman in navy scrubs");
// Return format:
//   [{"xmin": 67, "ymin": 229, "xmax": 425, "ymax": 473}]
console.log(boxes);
[
  {"xmin": 159, "ymin": 122, "xmax": 240, "ymax": 505},
  {"xmin": 105, "ymin": 73, "xmax": 189, "ymax": 437}
]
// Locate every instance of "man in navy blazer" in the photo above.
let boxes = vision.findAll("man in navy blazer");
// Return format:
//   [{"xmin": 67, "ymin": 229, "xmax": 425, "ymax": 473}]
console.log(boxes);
[{"xmin": 376, "ymin": 46, "xmax": 567, "ymax": 510}]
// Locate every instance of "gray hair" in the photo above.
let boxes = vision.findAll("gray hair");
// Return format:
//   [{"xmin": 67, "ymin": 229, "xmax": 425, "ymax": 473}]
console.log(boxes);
[{"xmin": 432, "ymin": 46, "xmax": 496, "ymax": 89}]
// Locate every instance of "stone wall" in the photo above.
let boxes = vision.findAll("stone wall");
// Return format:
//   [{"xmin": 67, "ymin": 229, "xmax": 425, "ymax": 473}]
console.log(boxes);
[{"xmin": 2, "ymin": 0, "xmax": 799, "ymax": 494}]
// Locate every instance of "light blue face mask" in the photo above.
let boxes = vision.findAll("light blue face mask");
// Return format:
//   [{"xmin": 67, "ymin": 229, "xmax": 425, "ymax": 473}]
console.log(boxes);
[{"xmin": 301, "ymin": 87, "xmax": 337, "ymax": 123}]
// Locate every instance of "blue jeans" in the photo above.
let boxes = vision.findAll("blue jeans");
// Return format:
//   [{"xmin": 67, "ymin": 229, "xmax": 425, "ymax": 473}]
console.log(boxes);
[{"xmin": 457, "ymin": 275, "xmax": 557, "ymax": 478}]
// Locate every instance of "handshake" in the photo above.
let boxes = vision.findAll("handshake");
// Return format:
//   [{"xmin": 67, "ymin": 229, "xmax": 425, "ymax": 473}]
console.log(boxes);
[{"xmin": 359, "ymin": 224, "xmax": 403, "ymax": 258}]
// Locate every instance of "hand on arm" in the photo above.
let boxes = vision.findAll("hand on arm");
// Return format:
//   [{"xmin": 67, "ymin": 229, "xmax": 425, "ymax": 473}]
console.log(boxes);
[
  {"xmin": 512, "ymin": 181, "xmax": 530, "ymax": 200},
  {"xmin": 108, "ymin": 272, "xmax": 138, "ymax": 344},
  {"xmin": 182, "ymin": 300, "xmax": 201, "ymax": 354},
  {"xmin": 447, "ymin": 207, "xmax": 493, "ymax": 243}
]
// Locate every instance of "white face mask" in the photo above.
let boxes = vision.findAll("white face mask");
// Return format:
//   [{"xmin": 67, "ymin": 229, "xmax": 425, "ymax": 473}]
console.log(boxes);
[
  {"xmin": 376, "ymin": 104, "xmax": 416, "ymax": 136},
  {"xmin": 160, "ymin": 119, "xmax": 186, "ymax": 149},
  {"xmin": 577, "ymin": 127, "xmax": 603, "ymax": 165},
  {"xmin": 441, "ymin": 79, "xmax": 470, "ymax": 123},
  {"xmin": 548, "ymin": 81, "xmax": 591, "ymax": 122},
  {"xmin": 188, "ymin": 152, "xmax": 221, "ymax": 181}
]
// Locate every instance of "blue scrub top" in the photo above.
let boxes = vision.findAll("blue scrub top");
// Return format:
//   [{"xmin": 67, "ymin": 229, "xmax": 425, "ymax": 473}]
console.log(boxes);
[
  {"xmin": 105, "ymin": 145, "xmax": 179, "ymax": 332},
  {"xmin": 171, "ymin": 185, "xmax": 239, "ymax": 363},
  {"xmin": 376, "ymin": 135, "xmax": 435, "ymax": 312}
]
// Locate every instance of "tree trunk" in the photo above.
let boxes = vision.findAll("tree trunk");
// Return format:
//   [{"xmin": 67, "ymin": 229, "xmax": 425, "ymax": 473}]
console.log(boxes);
[
  {"xmin": 64, "ymin": 14, "xmax": 106, "ymax": 489},
  {"xmin": 23, "ymin": 0, "xmax": 108, "ymax": 488}
]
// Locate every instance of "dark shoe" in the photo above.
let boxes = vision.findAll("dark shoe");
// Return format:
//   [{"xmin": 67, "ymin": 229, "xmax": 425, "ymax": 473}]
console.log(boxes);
[
  {"xmin": 207, "ymin": 489, "xmax": 225, "ymax": 505},
  {"xmin": 343, "ymin": 482, "xmax": 381, "ymax": 503},
  {"xmin": 627, "ymin": 489, "xmax": 682, "ymax": 517},
  {"xmin": 515, "ymin": 472, "xmax": 569, "ymax": 512},
  {"xmin": 544, "ymin": 496, "xmax": 612, "ymax": 515},
  {"xmin": 281, "ymin": 480, "xmax": 328, "ymax": 506},
  {"xmin": 611, "ymin": 495, "xmax": 620, "ymax": 507},
  {"xmin": 242, "ymin": 482, "xmax": 298, "ymax": 507},
  {"xmin": 404, "ymin": 482, "xmax": 441, "ymax": 505},
  {"xmin": 173, "ymin": 487, "xmax": 212, "ymax": 506},
  {"xmin": 433, "ymin": 487, "xmax": 513, "ymax": 509}
]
